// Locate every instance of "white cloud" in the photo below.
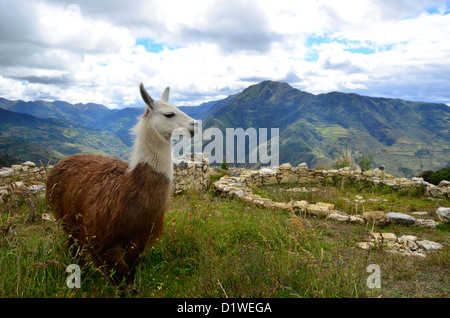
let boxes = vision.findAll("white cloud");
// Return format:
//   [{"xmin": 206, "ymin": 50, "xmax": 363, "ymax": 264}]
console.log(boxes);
[{"xmin": 0, "ymin": 0, "xmax": 449, "ymax": 107}]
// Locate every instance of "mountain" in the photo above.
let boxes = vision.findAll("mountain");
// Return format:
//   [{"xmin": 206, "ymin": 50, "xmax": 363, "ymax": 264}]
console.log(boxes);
[
  {"xmin": 92, "ymin": 107, "xmax": 143, "ymax": 147},
  {"xmin": 0, "ymin": 98, "xmax": 113, "ymax": 125},
  {"xmin": 0, "ymin": 108, "xmax": 130, "ymax": 165},
  {"xmin": 1, "ymin": 81, "xmax": 449, "ymax": 177},
  {"xmin": 178, "ymin": 100, "xmax": 221, "ymax": 120},
  {"xmin": 200, "ymin": 81, "xmax": 450, "ymax": 177}
]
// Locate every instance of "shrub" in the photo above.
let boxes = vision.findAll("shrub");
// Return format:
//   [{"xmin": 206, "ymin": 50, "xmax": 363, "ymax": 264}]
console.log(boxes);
[
  {"xmin": 220, "ymin": 161, "xmax": 229, "ymax": 170},
  {"xmin": 357, "ymin": 154, "xmax": 374, "ymax": 172},
  {"xmin": 419, "ymin": 167, "xmax": 450, "ymax": 185},
  {"xmin": 332, "ymin": 148, "xmax": 358, "ymax": 170}
]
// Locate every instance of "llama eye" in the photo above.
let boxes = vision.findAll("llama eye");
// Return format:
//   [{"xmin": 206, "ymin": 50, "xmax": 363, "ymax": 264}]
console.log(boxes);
[{"xmin": 164, "ymin": 113, "xmax": 175, "ymax": 118}]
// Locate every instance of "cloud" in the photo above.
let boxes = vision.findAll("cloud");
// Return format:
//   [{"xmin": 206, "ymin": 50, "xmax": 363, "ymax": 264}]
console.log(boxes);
[
  {"xmin": 0, "ymin": 0, "xmax": 449, "ymax": 107},
  {"xmin": 8, "ymin": 74, "xmax": 74, "ymax": 86}
]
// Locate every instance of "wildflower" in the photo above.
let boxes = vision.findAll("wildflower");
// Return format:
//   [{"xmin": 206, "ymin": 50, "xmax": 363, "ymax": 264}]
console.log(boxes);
[{"xmin": 172, "ymin": 218, "xmax": 176, "ymax": 225}]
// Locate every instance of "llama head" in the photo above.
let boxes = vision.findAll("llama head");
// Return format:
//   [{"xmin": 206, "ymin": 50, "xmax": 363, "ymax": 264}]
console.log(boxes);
[{"xmin": 139, "ymin": 83, "xmax": 198, "ymax": 140}]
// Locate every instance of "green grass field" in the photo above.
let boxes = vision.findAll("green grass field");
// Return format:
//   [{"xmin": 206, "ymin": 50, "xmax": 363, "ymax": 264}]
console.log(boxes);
[{"xmin": 0, "ymin": 173, "xmax": 448, "ymax": 298}]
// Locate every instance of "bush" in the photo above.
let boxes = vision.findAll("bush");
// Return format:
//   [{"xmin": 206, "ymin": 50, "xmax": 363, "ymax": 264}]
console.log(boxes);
[
  {"xmin": 220, "ymin": 161, "xmax": 229, "ymax": 170},
  {"xmin": 332, "ymin": 148, "xmax": 357, "ymax": 170},
  {"xmin": 357, "ymin": 154, "xmax": 374, "ymax": 172},
  {"xmin": 419, "ymin": 167, "xmax": 450, "ymax": 185}
]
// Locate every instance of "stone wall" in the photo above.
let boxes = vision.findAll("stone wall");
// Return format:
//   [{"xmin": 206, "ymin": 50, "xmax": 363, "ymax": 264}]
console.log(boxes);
[
  {"xmin": 172, "ymin": 153, "xmax": 210, "ymax": 194},
  {"xmin": 212, "ymin": 162, "xmax": 449, "ymax": 229},
  {"xmin": 0, "ymin": 153, "xmax": 210, "ymax": 199},
  {"xmin": 235, "ymin": 163, "xmax": 449, "ymax": 198},
  {"xmin": 0, "ymin": 161, "xmax": 50, "ymax": 186}
]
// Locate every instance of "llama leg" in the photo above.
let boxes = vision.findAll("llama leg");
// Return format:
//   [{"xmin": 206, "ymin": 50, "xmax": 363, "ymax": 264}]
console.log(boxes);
[
  {"xmin": 95, "ymin": 247, "xmax": 131, "ymax": 288},
  {"xmin": 123, "ymin": 245, "xmax": 144, "ymax": 291}
]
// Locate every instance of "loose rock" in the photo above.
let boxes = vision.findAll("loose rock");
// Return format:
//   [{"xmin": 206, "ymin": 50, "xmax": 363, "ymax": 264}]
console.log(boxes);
[
  {"xmin": 386, "ymin": 212, "xmax": 416, "ymax": 226},
  {"xmin": 416, "ymin": 219, "xmax": 439, "ymax": 228},
  {"xmin": 435, "ymin": 207, "xmax": 450, "ymax": 223},
  {"xmin": 416, "ymin": 240, "xmax": 443, "ymax": 251},
  {"xmin": 363, "ymin": 211, "xmax": 390, "ymax": 226}
]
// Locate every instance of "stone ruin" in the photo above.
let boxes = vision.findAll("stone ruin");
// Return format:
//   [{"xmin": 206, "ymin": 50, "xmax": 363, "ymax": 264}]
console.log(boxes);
[
  {"xmin": 212, "ymin": 162, "xmax": 449, "ymax": 257},
  {"xmin": 1, "ymin": 157, "xmax": 448, "ymax": 257},
  {"xmin": 0, "ymin": 153, "xmax": 211, "ymax": 204}
]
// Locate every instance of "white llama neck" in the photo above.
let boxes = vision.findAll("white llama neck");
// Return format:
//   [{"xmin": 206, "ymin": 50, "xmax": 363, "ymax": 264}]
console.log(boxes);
[{"xmin": 129, "ymin": 119, "xmax": 173, "ymax": 180}]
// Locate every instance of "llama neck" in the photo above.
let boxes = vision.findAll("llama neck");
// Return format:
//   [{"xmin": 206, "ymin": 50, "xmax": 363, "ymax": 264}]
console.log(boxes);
[{"xmin": 129, "ymin": 124, "xmax": 173, "ymax": 180}]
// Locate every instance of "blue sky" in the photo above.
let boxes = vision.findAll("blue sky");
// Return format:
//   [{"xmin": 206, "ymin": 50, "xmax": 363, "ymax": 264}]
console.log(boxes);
[
  {"xmin": 135, "ymin": 39, "xmax": 165, "ymax": 54},
  {"xmin": 0, "ymin": 0, "xmax": 450, "ymax": 107}
]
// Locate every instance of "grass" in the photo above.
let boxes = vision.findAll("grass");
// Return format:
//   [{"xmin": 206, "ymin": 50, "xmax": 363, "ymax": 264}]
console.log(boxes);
[
  {"xmin": 253, "ymin": 180, "xmax": 448, "ymax": 216},
  {"xmin": 332, "ymin": 147, "xmax": 358, "ymax": 170},
  {"xmin": 0, "ymin": 173, "xmax": 448, "ymax": 298}
]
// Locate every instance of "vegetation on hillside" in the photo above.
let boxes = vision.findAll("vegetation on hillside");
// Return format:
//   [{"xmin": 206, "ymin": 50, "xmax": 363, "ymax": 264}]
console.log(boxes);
[
  {"xmin": 419, "ymin": 167, "xmax": 450, "ymax": 186},
  {"xmin": 0, "ymin": 108, "xmax": 130, "ymax": 163},
  {"xmin": 0, "ymin": 153, "xmax": 20, "ymax": 167},
  {"xmin": 201, "ymin": 81, "xmax": 450, "ymax": 177}
]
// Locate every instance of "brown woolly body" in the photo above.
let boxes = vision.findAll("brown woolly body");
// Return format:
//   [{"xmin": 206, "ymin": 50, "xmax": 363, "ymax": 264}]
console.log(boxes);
[{"xmin": 46, "ymin": 153, "xmax": 171, "ymax": 286}]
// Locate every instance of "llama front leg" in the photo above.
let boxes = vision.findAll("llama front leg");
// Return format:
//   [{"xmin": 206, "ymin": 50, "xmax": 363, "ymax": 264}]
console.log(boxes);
[
  {"xmin": 123, "ymin": 244, "xmax": 145, "ymax": 291},
  {"xmin": 95, "ymin": 247, "xmax": 131, "ymax": 289}
]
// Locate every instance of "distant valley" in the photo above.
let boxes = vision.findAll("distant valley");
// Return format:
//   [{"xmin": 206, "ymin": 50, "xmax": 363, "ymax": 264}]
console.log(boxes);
[{"xmin": 1, "ymin": 81, "xmax": 449, "ymax": 177}]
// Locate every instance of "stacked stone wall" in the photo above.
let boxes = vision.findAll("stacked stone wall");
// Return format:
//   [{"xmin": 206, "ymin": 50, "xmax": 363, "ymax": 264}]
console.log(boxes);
[
  {"xmin": 0, "ymin": 153, "xmax": 210, "ymax": 201},
  {"xmin": 239, "ymin": 163, "xmax": 449, "ymax": 198}
]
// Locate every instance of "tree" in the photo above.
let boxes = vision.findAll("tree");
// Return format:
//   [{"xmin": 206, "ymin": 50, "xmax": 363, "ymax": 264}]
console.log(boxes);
[{"xmin": 357, "ymin": 154, "xmax": 374, "ymax": 172}]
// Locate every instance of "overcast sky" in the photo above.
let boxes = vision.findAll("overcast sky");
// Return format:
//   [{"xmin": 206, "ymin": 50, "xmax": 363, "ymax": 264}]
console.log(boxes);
[{"xmin": 0, "ymin": 0, "xmax": 449, "ymax": 108}]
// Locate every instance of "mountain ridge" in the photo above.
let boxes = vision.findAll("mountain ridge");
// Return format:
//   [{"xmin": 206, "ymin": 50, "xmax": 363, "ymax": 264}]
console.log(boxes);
[
  {"xmin": 1, "ymin": 80, "xmax": 449, "ymax": 177},
  {"xmin": 200, "ymin": 81, "xmax": 450, "ymax": 176}
]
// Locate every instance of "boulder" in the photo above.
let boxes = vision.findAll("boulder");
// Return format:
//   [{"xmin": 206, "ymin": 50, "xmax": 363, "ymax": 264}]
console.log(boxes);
[
  {"xmin": 23, "ymin": 161, "xmax": 36, "ymax": 167},
  {"xmin": 428, "ymin": 187, "xmax": 443, "ymax": 197},
  {"xmin": 278, "ymin": 163, "xmax": 292, "ymax": 170},
  {"xmin": 327, "ymin": 212, "xmax": 349, "ymax": 222},
  {"xmin": 0, "ymin": 168, "xmax": 14, "ymax": 178},
  {"xmin": 371, "ymin": 232, "xmax": 397, "ymax": 243},
  {"xmin": 232, "ymin": 189, "xmax": 247, "ymax": 198},
  {"xmin": 435, "ymin": 207, "xmax": 450, "ymax": 223},
  {"xmin": 416, "ymin": 219, "xmax": 439, "ymax": 228},
  {"xmin": 356, "ymin": 242, "xmax": 375, "ymax": 250},
  {"xmin": 398, "ymin": 235, "xmax": 419, "ymax": 251},
  {"xmin": 385, "ymin": 212, "xmax": 416, "ymax": 226},
  {"xmin": 292, "ymin": 200, "xmax": 308, "ymax": 212},
  {"xmin": 11, "ymin": 181, "xmax": 24, "ymax": 190},
  {"xmin": 438, "ymin": 180, "xmax": 450, "ymax": 187},
  {"xmin": 416, "ymin": 240, "xmax": 443, "ymax": 251},
  {"xmin": 363, "ymin": 211, "xmax": 390, "ymax": 225},
  {"xmin": 348, "ymin": 215, "xmax": 365, "ymax": 224},
  {"xmin": 306, "ymin": 202, "xmax": 334, "ymax": 217}
]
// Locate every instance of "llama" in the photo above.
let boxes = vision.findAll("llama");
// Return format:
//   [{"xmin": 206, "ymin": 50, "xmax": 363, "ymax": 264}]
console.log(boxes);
[{"xmin": 46, "ymin": 83, "xmax": 198, "ymax": 291}]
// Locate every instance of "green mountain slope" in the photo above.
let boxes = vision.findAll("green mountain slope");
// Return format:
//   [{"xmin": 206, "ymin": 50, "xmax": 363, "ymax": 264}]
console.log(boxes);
[
  {"xmin": 0, "ymin": 108, "xmax": 130, "ymax": 165},
  {"xmin": 92, "ymin": 107, "xmax": 143, "ymax": 147},
  {"xmin": 0, "ymin": 98, "xmax": 113, "ymax": 125},
  {"xmin": 202, "ymin": 81, "xmax": 450, "ymax": 177}
]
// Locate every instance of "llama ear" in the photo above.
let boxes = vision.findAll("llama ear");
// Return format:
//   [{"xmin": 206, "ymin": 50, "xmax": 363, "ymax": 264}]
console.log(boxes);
[
  {"xmin": 140, "ymin": 83, "xmax": 154, "ymax": 110},
  {"xmin": 161, "ymin": 87, "xmax": 170, "ymax": 103}
]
